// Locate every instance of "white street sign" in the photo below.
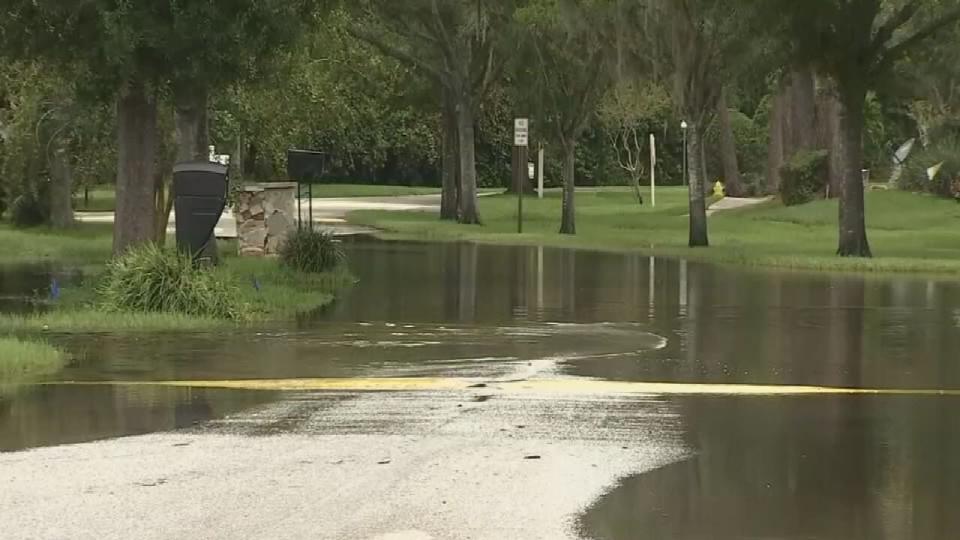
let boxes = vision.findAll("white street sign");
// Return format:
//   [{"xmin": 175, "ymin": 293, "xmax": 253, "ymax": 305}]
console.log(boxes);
[{"xmin": 514, "ymin": 118, "xmax": 529, "ymax": 147}]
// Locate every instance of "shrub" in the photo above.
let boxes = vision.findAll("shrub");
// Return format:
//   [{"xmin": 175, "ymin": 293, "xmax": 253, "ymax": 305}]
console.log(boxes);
[
  {"xmin": 899, "ymin": 137, "xmax": 960, "ymax": 197},
  {"xmin": 8, "ymin": 183, "xmax": 50, "ymax": 227},
  {"xmin": 780, "ymin": 150, "xmax": 828, "ymax": 206},
  {"xmin": 98, "ymin": 245, "xmax": 245, "ymax": 320},
  {"xmin": 279, "ymin": 228, "xmax": 346, "ymax": 273}
]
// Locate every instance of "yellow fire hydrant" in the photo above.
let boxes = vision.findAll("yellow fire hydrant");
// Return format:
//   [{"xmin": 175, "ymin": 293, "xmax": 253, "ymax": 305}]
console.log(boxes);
[{"xmin": 713, "ymin": 181, "xmax": 725, "ymax": 199}]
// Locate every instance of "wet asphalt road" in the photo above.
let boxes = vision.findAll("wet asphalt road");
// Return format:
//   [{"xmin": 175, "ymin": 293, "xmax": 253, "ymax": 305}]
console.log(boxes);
[{"xmin": 0, "ymin": 387, "xmax": 687, "ymax": 540}]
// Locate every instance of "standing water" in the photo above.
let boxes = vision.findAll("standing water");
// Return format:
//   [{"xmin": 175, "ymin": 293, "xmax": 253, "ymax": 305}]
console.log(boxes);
[{"xmin": 2, "ymin": 238, "xmax": 959, "ymax": 537}]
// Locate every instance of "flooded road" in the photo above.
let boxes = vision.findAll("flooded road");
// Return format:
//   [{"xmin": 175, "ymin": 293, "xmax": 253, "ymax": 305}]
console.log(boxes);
[{"xmin": 2, "ymin": 238, "xmax": 960, "ymax": 538}]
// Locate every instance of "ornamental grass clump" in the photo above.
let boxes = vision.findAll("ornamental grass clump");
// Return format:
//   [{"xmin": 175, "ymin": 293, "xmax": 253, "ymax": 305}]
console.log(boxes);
[
  {"xmin": 278, "ymin": 228, "xmax": 346, "ymax": 273},
  {"xmin": 98, "ymin": 245, "xmax": 245, "ymax": 320}
]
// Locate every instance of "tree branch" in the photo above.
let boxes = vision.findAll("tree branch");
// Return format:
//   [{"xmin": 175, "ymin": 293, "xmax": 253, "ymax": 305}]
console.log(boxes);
[
  {"xmin": 871, "ymin": 1, "xmax": 921, "ymax": 54},
  {"xmin": 877, "ymin": 6, "xmax": 960, "ymax": 72},
  {"xmin": 345, "ymin": 24, "xmax": 443, "ymax": 82}
]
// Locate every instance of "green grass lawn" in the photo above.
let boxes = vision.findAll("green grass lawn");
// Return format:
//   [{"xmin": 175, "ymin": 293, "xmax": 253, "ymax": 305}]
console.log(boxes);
[
  {"xmin": 348, "ymin": 186, "xmax": 960, "ymax": 274},
  {"xmin": 0, "ymin": 222, "xmax": 114, "ymax": 264},
  {"xmin": 0, "ymin": 337, "xmax": 67, "ymax": 383},
  {"xmin": 304, "ymin": 184, "xmax": 441, "ymax": 198},
  {"xmin": 73, "ymin": 187, "xmax": 116, "ymax": 212}
]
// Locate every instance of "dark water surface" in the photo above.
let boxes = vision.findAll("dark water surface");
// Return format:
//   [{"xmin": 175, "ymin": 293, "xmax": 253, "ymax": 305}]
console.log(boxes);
[{"xmin": 2, "ymin": 238, "xmax": 960, "ymax": 538}]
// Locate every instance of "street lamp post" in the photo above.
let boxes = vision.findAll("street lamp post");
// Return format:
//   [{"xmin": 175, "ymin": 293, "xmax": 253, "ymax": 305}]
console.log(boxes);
[{"xmin": 681, "ymin": 121, "xmax": 689, "ymax": 187}]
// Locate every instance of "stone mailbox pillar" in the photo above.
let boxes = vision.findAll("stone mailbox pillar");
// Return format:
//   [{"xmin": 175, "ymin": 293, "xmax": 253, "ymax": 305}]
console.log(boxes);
[{"xmin": 236, "ymin": 182, "xmax": 297, "ymax": 256}]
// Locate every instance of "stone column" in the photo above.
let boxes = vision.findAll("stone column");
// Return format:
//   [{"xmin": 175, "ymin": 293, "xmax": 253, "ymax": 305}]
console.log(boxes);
[{"xmin": 236, "ymin": 182, "xmax": 297, "ymax": 256}]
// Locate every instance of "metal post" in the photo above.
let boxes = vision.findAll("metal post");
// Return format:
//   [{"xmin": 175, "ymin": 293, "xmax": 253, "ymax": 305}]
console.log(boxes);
[
  {"xmin": 516, "ymin": 144, "xmax": 528, "ymax": 234},
  {"xmin": 308, "ymin": 184, "xmax": 314, "ymax": 231},
  {"xmin": 537, "ymin": 144, "xmax": 545, "ymax": 199},
  {"xmin": 297, "ymin": 183, "xmax": 303, "ymax": 229},
  {"xmin": 514, "ymin": 118, "xmax": 529, "ymax": 234},
  {"xmin": 649, "ymin": 134, "xmax": 657, "ymax": 208},
  {"xmin": 682, "ymin": 122, "xmax": 689, "ymax": 187}
]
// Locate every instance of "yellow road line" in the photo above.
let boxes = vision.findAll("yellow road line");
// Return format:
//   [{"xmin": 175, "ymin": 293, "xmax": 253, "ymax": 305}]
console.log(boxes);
[{"xmin": 47, "ymin": 378, "xmax": 960, "ymax": 397}]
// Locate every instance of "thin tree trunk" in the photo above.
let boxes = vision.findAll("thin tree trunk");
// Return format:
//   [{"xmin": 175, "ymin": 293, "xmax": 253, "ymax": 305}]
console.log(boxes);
[
  {"xmin": 441, "ymin": 90, "xmax": 459, "ymax": 221},
  {"xmin": 154, "ymin": 172, "xmax": 174, "ymax": 245},
  {"xmin": 688, "ymin": 124, "xmax": 709, "ymax": 247},
  {"xmin": 559, "ymin": 138, "xmax": 576, "ymax": 235},
  {"xmin": 49, "ymin": 145, "xmax": 74, "ymax": 229},
  {"xmin": 816, "ymin": 81, "xmax": 844, "ymax": 198},
  {"xmin": 455, "ymin": 92, "xmax": 481, "ymax": 225},
  {"xmin": 114, "ymin": 81, "xmax": 159, "ymax": 255},
  {"xmin": 837, "ymin": 83, "xmax": 871, "ymax": 258},
  {"xmin": 767, "ymin": 86, "xmax": 786, "ymax": 193},
  {"xmin": 175, "ymin": 86, "xmax": 219, "ymax": 262},
  {"xmin": 717, "ymin": 89, "xmax": 744, "ymax": 197}
]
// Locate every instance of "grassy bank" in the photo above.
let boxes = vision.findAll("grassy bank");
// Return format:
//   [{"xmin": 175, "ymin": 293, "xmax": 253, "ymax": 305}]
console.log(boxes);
[
  {"xmin": 348, "ymin": 187, "xmax": 960, "ymax": 275},
  {"xmin": 0, "ymin": 258, "xmax": 352, "ymax": 334},
  {"xmin": 0, "ymin": 337, "xmax": 67, "ymax": 383}
]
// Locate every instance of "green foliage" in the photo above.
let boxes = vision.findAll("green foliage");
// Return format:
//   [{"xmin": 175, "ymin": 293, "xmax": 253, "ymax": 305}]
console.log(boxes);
[
  {"xmin": 900, "ymin": 137, "xmax": 960, "ymax": 197},
  {"xmin": 706, "ymin": 106, "xmax": 768, "ymax": 188},
  {"xmin": 0, "ymin": 61, "xmax": 115, "ymax": 224},
  {"xmin": 8, "ymin": 182, "xmax": 50, "ymax": 226},
  {"xmin": 779, "ymin": 150, "xmax": 829, "ymax": 206},
  {"xmin": 97, "ymin": 245, "xmax": 246, "ymax": 320},
  {"xmin": 279, "ymin": 228, "xmax": 346, "ymax": 274},
  {"xmin": 0, "ymin": 337, "xmax": 67, "ymax": 383},
  {"xmin": 212, "ymin": 12, "xmax": 440, "ymax": 185}
]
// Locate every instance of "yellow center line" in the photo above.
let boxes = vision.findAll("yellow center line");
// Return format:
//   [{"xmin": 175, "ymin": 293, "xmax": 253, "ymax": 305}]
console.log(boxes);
[{"xmin": 45, "ymin": 378, "xmax": 960, "ymax": 397}]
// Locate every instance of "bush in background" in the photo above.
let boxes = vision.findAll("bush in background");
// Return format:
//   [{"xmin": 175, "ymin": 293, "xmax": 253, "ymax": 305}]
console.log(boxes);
[
  {"xmin": 899, "ymin": 137, "xmax": 960, "ymax": 197},
  {"xmin": 279, "ymin": 228, "xmax": 346, "ymax": 274},
  {"xmin": 98, "ymin": 245, "xmax": 245, "ymax": 320},
  {"xmin": 780, "ymin": 150, "xmax": 829, "ymax": 206},
  {"xmin": 8, "ymin": 183, "xmax": 51, "ymax": 226}
]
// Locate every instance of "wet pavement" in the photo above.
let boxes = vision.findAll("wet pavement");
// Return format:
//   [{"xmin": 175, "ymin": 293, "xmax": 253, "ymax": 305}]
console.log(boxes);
[{"xmin": 2, "ymin": 238, "xmax": 960, "ymax": 538}]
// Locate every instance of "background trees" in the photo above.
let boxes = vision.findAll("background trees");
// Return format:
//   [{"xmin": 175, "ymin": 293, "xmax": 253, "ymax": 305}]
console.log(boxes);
[
  {"xmin": 767, "ymin": 0, "xmax": 960, "ymax": 257},
  {"xmin": 2, "ymin": 1, "xmax": 959, "ymax": 260}
]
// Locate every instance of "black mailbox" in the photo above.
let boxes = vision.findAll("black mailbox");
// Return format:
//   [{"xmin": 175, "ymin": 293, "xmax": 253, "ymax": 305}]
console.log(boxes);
[
  {"xmin": 173, "ymin": 162, "xmax": 228, "ymax": 258},
  {"xmin": 287, "ymin": 149, "xmax": 326, "ymax": 183}
]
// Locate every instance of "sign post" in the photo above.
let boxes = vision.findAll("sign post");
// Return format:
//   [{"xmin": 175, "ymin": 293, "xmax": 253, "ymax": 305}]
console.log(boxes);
[
  {"xmin": 649, "ymin": 133, "xmax": 657, "ymax": 208},
  {"xmin": 537, "ymin": 144, "xmax": 545, "ymax": 199},
  {"xmin": 514, "ymin": 118, "xmax": 529, "ymax": 233}
]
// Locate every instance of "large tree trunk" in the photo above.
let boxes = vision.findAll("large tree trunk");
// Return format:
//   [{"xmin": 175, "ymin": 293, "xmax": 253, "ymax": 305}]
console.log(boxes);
[
  {"xmin": 440, "ymin": 90, "xmax": 459, "ymax": 221},
  {"xmin": 114, "ymin": 81, "xmax": 159, "ymax": 255},
  {"xmin": 175, "ymin": 88, "xmax": 209, "ymax": 162},
  {"xmin": 175, "ymin": 86, "xmax": 219, "ymax": 262},
  {"xmin": 836, "ymin": 83, "xmax": 871, "ymax": 258},
  {"xmin": 788, "ymin": 67, "xmax": 817, "ymax": 152},
  {"xmin": 717, "ymin": 88, "xmax": 744, "ymax": 197},
  {"xmin": 455, "ymin": 92, "xmax": 481, "ymax": 225},
  {"xmin": 766, "ymin": 88, "xmax": 786, "ymax": 193},
  {"xmin": 687, "ymin": 125, "xmax": 709, "ymax": 247},
  {"xmin": 49, "ymin": 145, "xmax": 74, "ymax": 229},
  {"xmin": 559, "ymin": 138, "xmax": 576, "ymax": 235}
]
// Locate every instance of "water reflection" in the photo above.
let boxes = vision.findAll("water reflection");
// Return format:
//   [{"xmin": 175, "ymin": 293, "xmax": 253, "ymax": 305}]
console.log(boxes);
[
  {"xmin": 579, "ymin": 395, "xmax": 960, "ymax": 539},
  {"xmin": 0, "ymin": 385, "xmax": 271, "ymax": 452}
]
